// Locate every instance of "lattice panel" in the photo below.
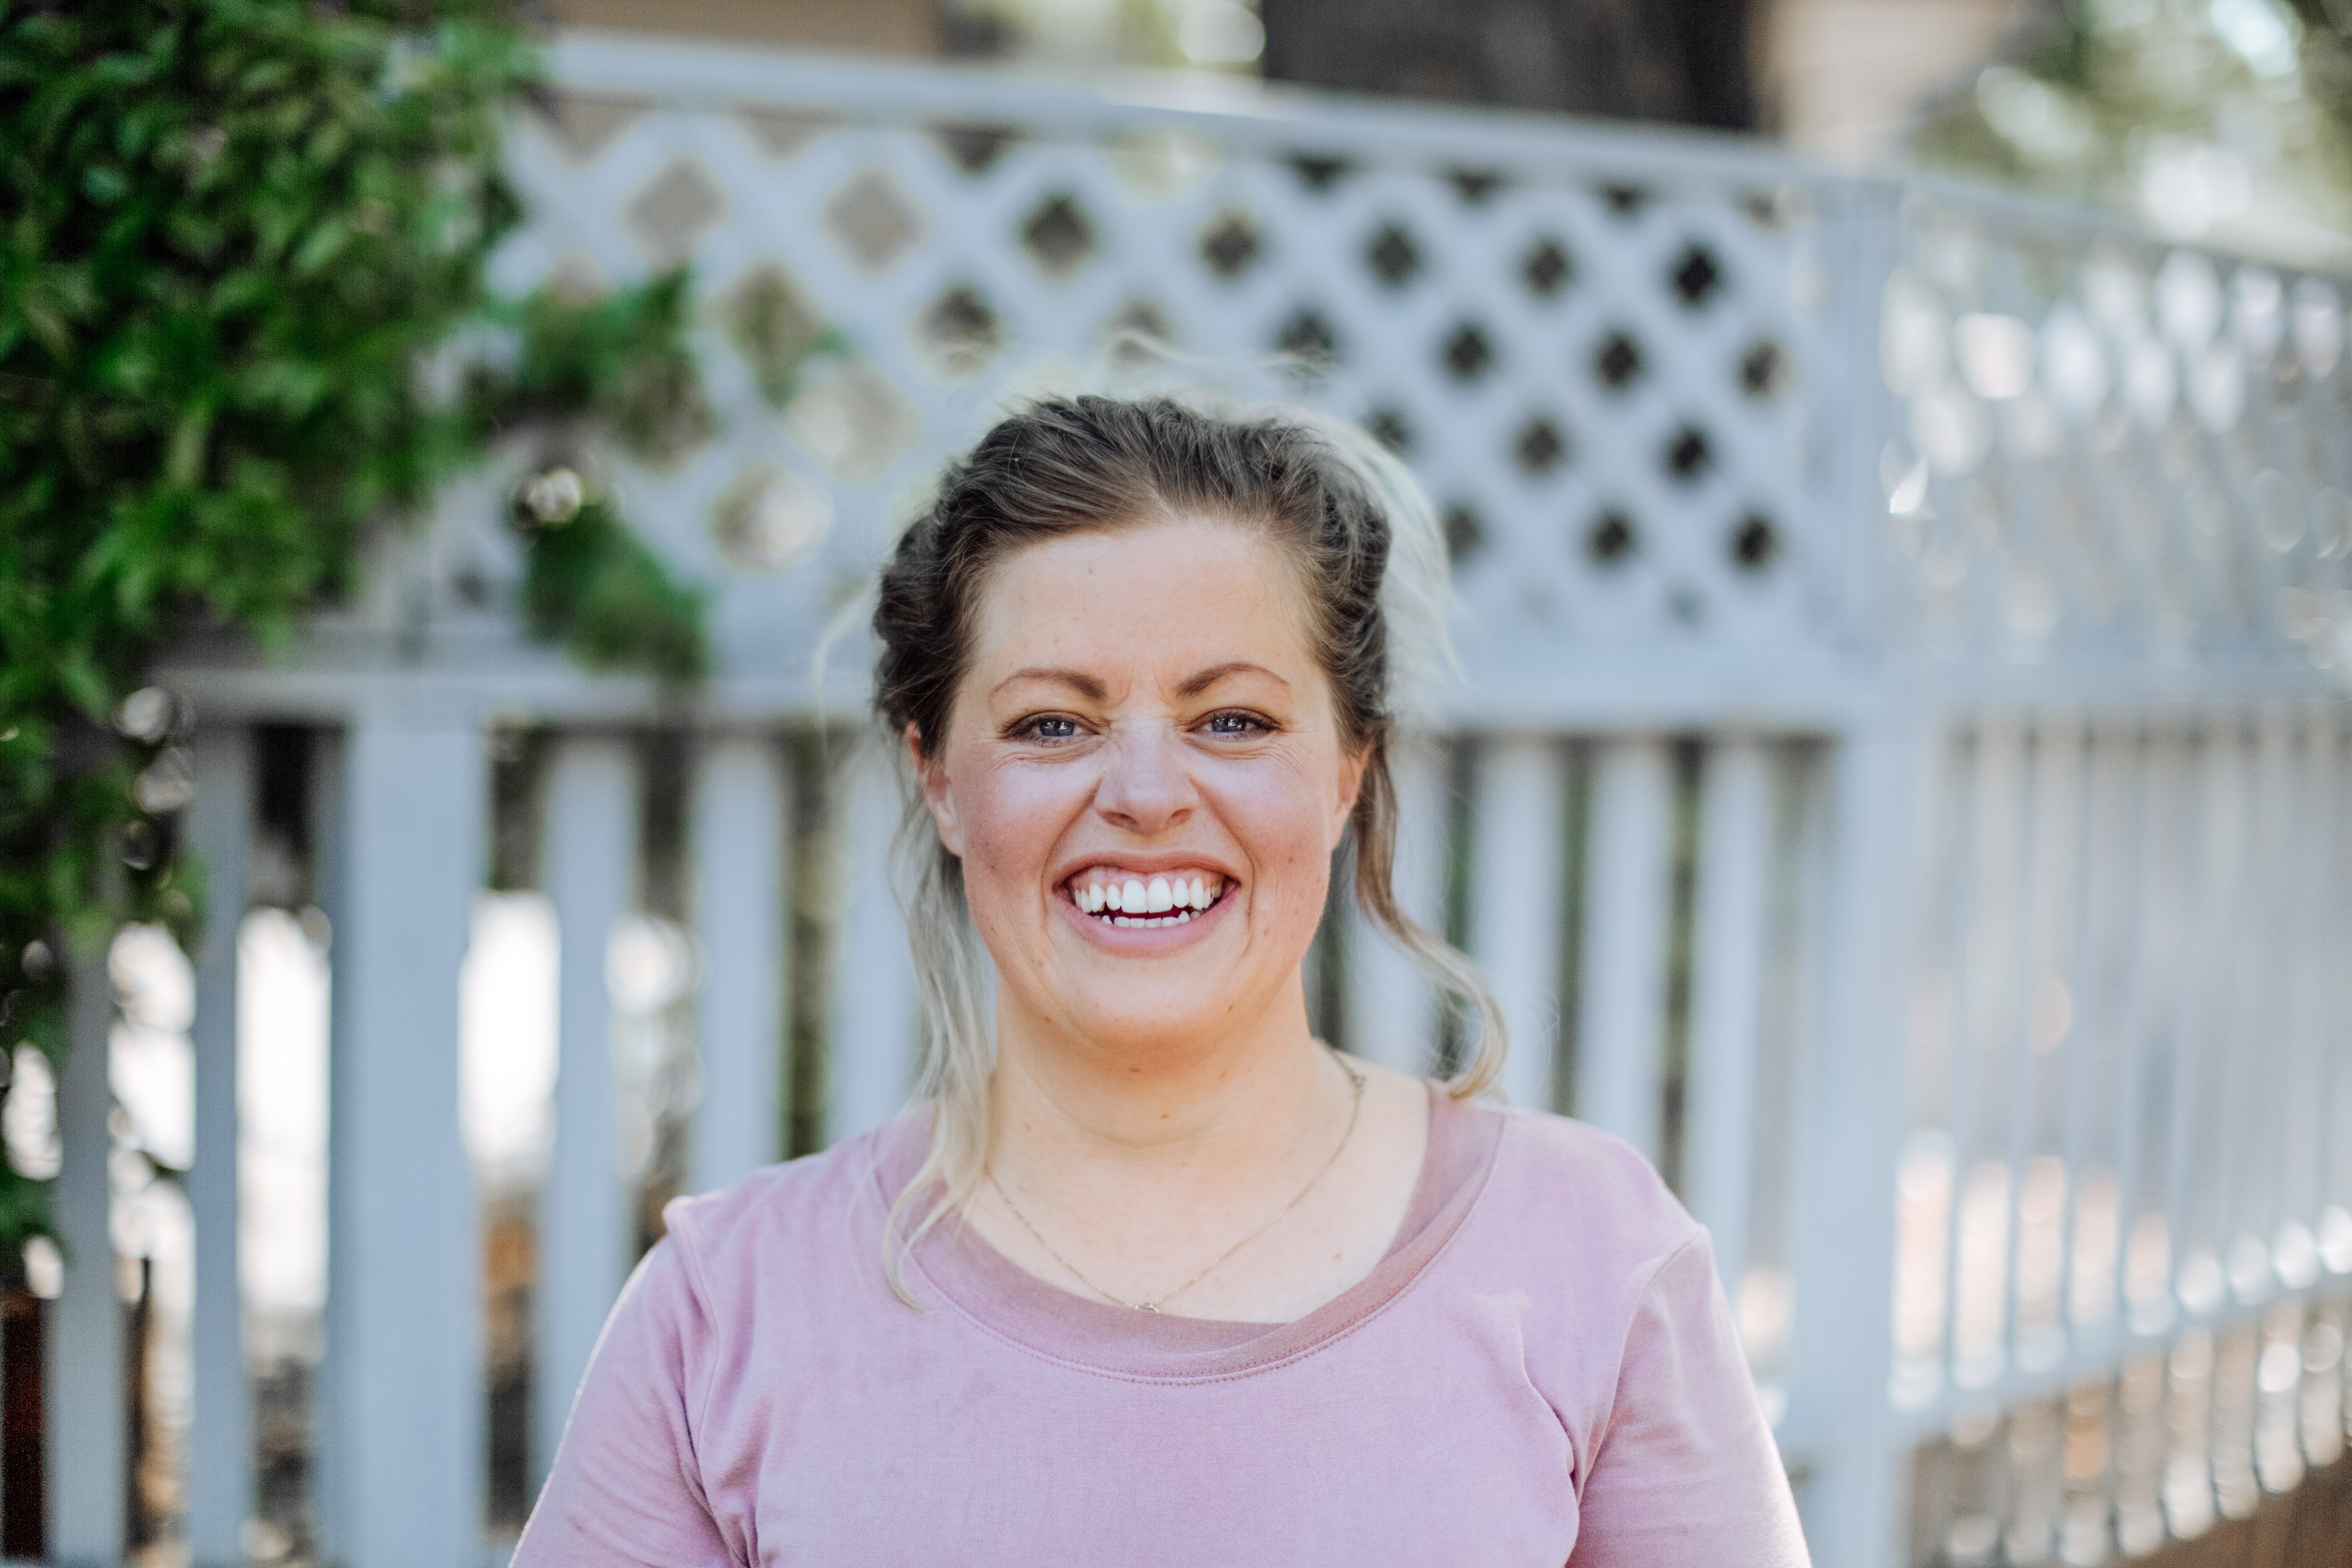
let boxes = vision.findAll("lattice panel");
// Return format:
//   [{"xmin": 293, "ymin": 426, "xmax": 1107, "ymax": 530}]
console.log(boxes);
[
  {"xmin": 1879, "ymin": 193, "xmax": 2352, "ymax": 673},
  {"xmin": 464, "ymin": 69, "xmax": 1845, "ymax": 683}
]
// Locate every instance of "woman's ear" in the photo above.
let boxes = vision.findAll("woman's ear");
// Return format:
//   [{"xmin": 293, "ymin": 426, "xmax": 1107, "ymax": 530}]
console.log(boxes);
[
  {"xmin": 911, "ymin": 721, "xmax": 966, "ymax": 857},
  {"xmin": 1329, "ymin": 742, "xmax": 1370, "ymax": 850}
]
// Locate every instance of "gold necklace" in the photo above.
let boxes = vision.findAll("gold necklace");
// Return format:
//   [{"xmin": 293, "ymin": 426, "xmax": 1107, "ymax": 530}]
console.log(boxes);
[{"xmin": 986, "ymin": 1048, "xmax": 1368, "ymax": 1314}]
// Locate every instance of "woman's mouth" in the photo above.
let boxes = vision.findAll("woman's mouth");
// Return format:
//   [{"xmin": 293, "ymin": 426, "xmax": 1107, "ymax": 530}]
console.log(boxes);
[{"xmin": 1062, "ymin": 867, "xmax": 1231, "ymax": 929}]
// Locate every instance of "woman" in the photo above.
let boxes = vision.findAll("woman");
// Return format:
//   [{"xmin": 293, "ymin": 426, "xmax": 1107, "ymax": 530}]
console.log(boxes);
[{"xmin": 517, "ymin": 396, "xmax": 1809, "ymax": 1565}]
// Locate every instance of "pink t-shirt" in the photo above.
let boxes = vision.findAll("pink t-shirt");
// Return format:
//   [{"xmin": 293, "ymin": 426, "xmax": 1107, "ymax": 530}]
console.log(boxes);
[{"xmin": 516, "ymin": 1085, "xmax": 1810, "ymax": 1566}]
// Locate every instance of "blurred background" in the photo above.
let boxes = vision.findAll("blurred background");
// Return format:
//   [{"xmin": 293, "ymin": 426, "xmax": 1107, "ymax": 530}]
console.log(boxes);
[{"xmin": 7, "ymin": 1, "xmax": 2352, "ymax": 1565}]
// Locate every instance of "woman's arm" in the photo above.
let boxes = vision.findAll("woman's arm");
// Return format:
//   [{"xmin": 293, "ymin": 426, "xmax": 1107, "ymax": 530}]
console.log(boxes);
[
  {"xmin": 1570, "ymin": 1232, "xmax": 1812, "ymax": 1566},
  {"xmin": 512, "ymin": 1239, "xmax": 742, "ymax": 1568}
]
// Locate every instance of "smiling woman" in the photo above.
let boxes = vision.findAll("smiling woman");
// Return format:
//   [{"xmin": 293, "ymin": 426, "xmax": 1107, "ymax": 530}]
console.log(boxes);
[{"xmin": 514, "ymin": 397, "xmax": 1810, "ymax": 1566}]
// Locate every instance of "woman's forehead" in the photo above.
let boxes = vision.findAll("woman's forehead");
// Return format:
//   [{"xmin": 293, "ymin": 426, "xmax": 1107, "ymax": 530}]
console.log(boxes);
[{"xmin": 967, "ymin": 521, "xmax": 1314, "ymax": 688}]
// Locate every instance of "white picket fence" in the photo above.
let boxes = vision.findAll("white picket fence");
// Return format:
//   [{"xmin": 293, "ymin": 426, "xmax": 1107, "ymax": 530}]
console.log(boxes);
[{"xmin": 39, "ymin": 31, "xmax": 2352, "ymax": 1568}]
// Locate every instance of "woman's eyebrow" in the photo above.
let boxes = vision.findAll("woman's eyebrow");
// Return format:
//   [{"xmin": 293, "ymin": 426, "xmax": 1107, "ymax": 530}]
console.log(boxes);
[
  {"xmin": 1177, "ymin": 661, "xmax": 1291, "ymax": 698},
  {"xmin": 990, "ymin": 666, "xmax": 1108, "ymax": 701}
]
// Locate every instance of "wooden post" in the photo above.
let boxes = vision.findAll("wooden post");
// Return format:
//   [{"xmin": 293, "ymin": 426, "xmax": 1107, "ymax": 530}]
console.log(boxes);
[
  {"xmin": 1784, "ymin": 721, "xmax": 1933, "ymax": 1568},
  {"xmin": 316, "ymin": 706, "xmax": 486, "ymax": 1568},
  {"xmin": 186, "ymin": 725, "xmax": 254, "ymax": 1564}
]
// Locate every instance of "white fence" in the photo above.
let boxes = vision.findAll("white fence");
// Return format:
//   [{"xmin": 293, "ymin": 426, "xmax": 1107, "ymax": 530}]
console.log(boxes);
[{"xmin": 37, "ymin": 30, "xmax": 2352, "ymax": 1568}]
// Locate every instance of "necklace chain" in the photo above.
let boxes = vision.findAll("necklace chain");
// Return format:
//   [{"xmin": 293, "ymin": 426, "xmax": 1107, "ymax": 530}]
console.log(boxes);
[{"xmin": 986, "ymin": 1049, "xmax": 1368, "ymax": 1314}]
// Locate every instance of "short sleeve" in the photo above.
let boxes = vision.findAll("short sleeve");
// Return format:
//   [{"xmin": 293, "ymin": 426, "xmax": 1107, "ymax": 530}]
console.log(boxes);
[
  {"xmin": 1570, "ymin": 1231, "xmax": 1811, "ymax": 1567},
  {"xmin": 511, "ymin": 1239, "xmax": 739, "ymax": 1568}
]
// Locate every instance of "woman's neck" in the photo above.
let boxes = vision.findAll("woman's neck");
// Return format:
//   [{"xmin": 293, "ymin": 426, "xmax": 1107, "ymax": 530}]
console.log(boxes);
[
  {"xmin": 986, "ymin": 978, "xmax": 1336, "ymax": 1197},
  {"xmin": 969, "ymin": 978, "xmax": 1430, "ymax": 1322}
]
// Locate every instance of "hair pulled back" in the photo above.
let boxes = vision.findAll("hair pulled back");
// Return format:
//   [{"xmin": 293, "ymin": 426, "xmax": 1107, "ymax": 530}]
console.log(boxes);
[{"xmin": 871, "ymin": 395, "xmax": 1506, "ymax": 1298}]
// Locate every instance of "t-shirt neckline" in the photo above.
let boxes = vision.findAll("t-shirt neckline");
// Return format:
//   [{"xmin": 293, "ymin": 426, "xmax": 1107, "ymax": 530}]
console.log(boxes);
[{"xmin": 871, "ymin": 1080, "xmax": 1505, "ymax": 1384}]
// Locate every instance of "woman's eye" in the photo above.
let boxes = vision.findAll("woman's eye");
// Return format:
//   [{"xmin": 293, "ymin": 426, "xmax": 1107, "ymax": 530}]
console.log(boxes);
[
  {"xmin": 1020, "ymin": 715, "xmax": 1082, "ymax": 741},
  {"xmin": 1203, "ymin": 711, "xmax": 1267, "ymax": 736}
]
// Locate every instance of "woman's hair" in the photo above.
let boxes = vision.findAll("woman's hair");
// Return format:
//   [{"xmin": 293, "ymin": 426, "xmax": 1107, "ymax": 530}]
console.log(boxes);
[{"xmin": 869, "ymin": 394, "xmax": 1506, "ymax": 1299}]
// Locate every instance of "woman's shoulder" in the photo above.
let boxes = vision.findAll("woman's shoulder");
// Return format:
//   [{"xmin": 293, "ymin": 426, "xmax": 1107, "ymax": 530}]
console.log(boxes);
[
  {"xmin": 655, "ymin": 1117, "xmax": 909, "ymax": 1294},
  {"xmin": 1458, "ymin": 1100, "xmax": 1706, "ymax": 1281}
]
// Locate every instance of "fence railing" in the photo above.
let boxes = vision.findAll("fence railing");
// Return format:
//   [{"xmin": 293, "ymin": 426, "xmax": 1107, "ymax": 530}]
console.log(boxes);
[{"xmin": 31, "ymin": 29, "xmax": 2352, "ymax": 1568}]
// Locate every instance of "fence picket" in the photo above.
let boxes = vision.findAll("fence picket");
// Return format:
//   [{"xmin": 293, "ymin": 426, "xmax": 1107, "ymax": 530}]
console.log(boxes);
[
  {"xmin": 186, "ymin": 725, "xmax": 254, "ymax": 1564},
  {"xmin": 49, "ymin": 950, "xmax": 124, "ymax": 1562},
  {"xmin": 690, "ymin": 736, "xmax": 791, "ymax": 1193},
  {"xmin": 1575, "ymin": 739, "xmax": 1674, "ymax": 1153},
  {"xmin": 1468, "ymin": 738, "xmax": 1570, "ymax": 1112},
  {"xmin": 2278, "ymin": 708, "xmax": 2333, "ymax": 1271},
  {"xmin": 318, "ymin": 712, "xmax": 485, "ymax": 1568},
  {"xmin": 536, "ymin": 737, "xmax": 640, "ymax": 1482},
  {"xmin": 1686, "ymin": 739, "xmax": 1771, "ymax": 1282},
  {"xmin": 1344, "ymin": 737, "xmax": 1447, "ymax": 1076},
  {"xmin": 829, "ymin": 745, "xmax": 920, "ymax": 1144}
]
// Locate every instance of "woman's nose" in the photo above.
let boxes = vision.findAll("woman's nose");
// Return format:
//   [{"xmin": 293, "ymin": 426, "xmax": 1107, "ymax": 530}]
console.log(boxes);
[{"xmin": 1092, "ymin": 725, "xmax": 1197, "ymax": 835}]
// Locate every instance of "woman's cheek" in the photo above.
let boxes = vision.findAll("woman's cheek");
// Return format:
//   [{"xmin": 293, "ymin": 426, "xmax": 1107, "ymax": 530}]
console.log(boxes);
[{"xmin": 957, "ymin": 757, "xmax": 1085, "ymax": 907}]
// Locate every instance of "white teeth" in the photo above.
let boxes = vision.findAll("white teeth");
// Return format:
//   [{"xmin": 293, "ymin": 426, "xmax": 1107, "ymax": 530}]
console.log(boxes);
[
  {"xmin": 1114, "ymin": 916, "xmax": 1131, "ymax": 927},
  {"xmin": 1074, "ymin": 870, "xmax": 1227, "ymax": 923}
]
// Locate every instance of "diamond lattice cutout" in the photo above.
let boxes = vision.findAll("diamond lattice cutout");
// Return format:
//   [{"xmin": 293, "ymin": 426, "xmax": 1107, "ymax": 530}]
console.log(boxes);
[
  {"xmin": 1523, "ymin": 239, "xmax": 1572, "ymax": 298},
  {"xmin": 786, "ymin": 362, "xmax": 919, "ymax": 483},
  {"xmin": 825, "ymin": 171, "xmax": 922, "ymax": 272},
  {"xmin": 535, "ymin": 92, "xmax": 648, "ymax": 161},
  {"xmin": 1740, "ymin": 340, "xmax": 1788, "ymax": 399},
  {"xmin": 1362, "ymin": 407, "xmax": 1412, "ymax": 457},
  {"xmin": 1731, "ymin": 513, "xmax": 1780, "ymax": 572},
  {"xmin": 1587, "ymin": 511, "xmax": 1638, "ymax": 565},
  {"xmin": 722, "ymin": 264, "xmax": 825, "ymax": 405},
  {"xmin": 1021, "ymin": 194, "xmax": 1096, "ymax": 277},
  {"xmin": 1449, "ymin": 168, "xmax": 1505, "ymax": 205},
  {"xmin": 1515, "ymin": 417, "xmax": 1567, "ymax": 474},
  {"xmin": 1105, "ymin": 300, "xmax": 1176, "ymax": 365},
  {"xmin": 918, "ymin": 287, "xmax": 1001, "ymax": 379},
  {"xmin": 712, "ymin": 463, "xmax": 833, "ymax": 573},
  {"xmin": 1200, "ymin": 210, "xmax": 1261, "ymax": 278},
  {"xmin": 1664, "ymin": 425, "xmax": 1714, "ymax": 483},
  {"xmin": 737, "ymin": 107, "xmax": 833, "ymax": 159},
  {"xmin": 1444, "ymin": 504, "xmax": 1486, "ymax": 562},
  {"xmin": 1290, "ymin": 153, "xmax": 1350, "ymax": 191},
  {"xmin": 1595, "ymin": 331, "xmax": 1644, "ymax": 391},
  {"xmin": 1444, "ymin": 323, "xmax": 1494, "ymax": 381},
  {"xmin": 1672, "ymin": 243, "xmax": 1726, "ymax": 309},
  {"xmin": 1275, "ymin": 308, "xmax": 1339, "ymax": 368},
  {"xmin": 627, "ymin": 158, "xmax": 724, "ymax": 263},
  {"xmin": 933, "ymin": 122, "xmax": 1021, "ymax": 174},
  {"xmin": 1365, "ymin": 224, "xmax": 1421, "ymax": 288}
]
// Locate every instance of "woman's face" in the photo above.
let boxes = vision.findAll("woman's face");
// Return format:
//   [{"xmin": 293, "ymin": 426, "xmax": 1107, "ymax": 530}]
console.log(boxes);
[{"xmin": 918, "ymin": 518, "xmax": 1365, "ymax": 1066}]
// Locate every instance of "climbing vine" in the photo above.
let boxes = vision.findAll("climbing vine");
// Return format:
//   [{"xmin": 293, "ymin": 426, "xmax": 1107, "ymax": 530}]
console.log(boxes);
[{"xmin": 0, "ymin": 0, "xmax": 718, "ymax": 1253}]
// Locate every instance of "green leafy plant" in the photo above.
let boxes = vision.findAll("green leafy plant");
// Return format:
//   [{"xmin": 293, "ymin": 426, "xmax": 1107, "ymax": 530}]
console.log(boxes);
[
  {"xmin": 1911, "ymin": 0, "xmax": 2352, "ymax": 266},
  {"xmin": 0, "ymin": 0, "xmax": 724, "ymax": 1255}
]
